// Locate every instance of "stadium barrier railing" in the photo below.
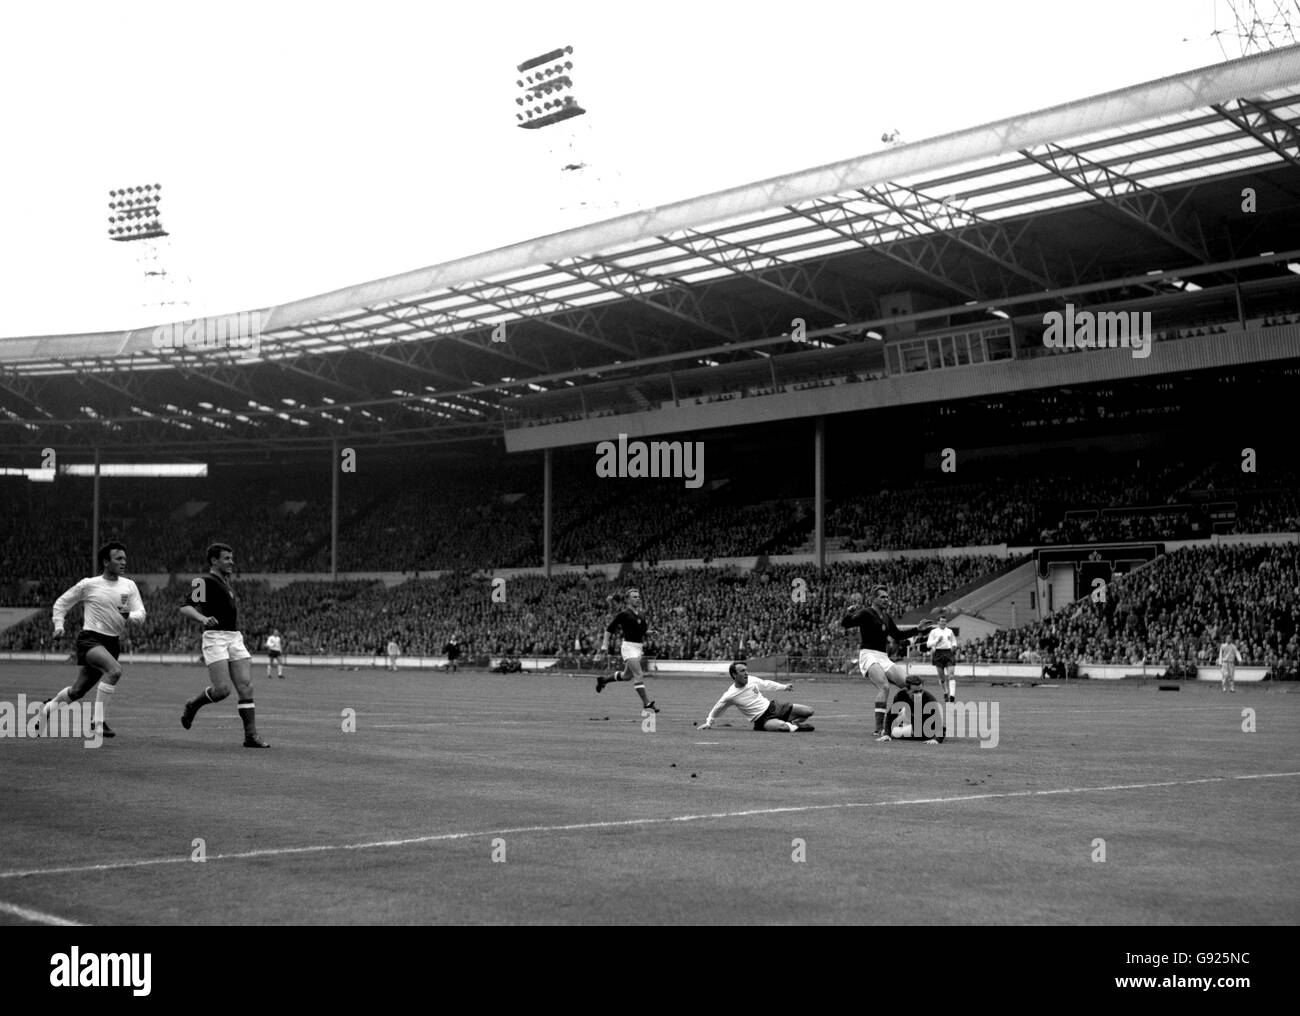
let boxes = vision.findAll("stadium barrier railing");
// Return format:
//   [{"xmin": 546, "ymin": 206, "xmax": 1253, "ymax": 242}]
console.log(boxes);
[{"xmin": 0, "ymin": 651, "xmax": 1285, "ymax": 682}]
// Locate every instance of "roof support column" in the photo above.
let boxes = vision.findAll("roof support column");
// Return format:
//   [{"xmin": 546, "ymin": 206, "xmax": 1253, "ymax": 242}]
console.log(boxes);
[
  {"xmin": 814, "ymin": 418, "xmax": 825, "ymax": 571},
  {"xmin": 543, "ymin": 448, "xmax": 553, "ymax": 579},
  {"xmin": 330, "ymin": 438, "xmax": 339, "ymax": 582},
  {"xmin": 91, "ymin": 446, "xmax": 100, "ymax": 574}
]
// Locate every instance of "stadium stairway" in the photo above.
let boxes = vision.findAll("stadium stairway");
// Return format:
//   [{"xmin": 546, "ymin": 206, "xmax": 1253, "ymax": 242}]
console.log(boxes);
[
  {"xmin": 625, "ymin": 385, "xmax": 651, "ymax": 411},
  {"xmin": 945, "ymin": 558, "xmax": 1038, "ymax": 629}
]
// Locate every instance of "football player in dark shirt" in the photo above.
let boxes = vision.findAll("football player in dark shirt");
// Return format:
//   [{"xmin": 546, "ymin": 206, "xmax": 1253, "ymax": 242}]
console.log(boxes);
[
  {"xmin": 841, "ymin": 585, "xmax": 933, "ymax": 741},
  {"xmin": 597, "ymin": 587, "xmax": 659, "ymax": 713},
  {"xmin": 178, "ymin": 543, "xmax": 268, "ymax": 747}
]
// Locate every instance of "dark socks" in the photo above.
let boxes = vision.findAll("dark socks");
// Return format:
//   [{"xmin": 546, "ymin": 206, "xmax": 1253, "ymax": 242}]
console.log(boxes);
[{"xmin": 237, "ymin": 699, "xmax": 257, "ymax": 737}]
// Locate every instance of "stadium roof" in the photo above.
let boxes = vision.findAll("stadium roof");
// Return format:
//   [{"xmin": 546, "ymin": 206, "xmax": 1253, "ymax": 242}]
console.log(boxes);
[{"xmin": 2, "ymin": 46, "xmax": 1299, "ymax": 457}]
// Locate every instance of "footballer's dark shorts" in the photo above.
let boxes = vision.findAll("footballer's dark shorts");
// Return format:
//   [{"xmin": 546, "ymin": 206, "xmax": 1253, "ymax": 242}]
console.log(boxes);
[
  {"xmin": 268, "ymin": 650, "xmax": 281, "ymax": 660},
  {"xmin": 76, "ymin": 630, "xmax": 121, "ymax": 666},
  {"xmin": 932, "ymin": 649, "xmax": 955, "ymax": 668},
  {"xmin": 754, "ymin": 699, "xmax": 795, "ymax": 730}
]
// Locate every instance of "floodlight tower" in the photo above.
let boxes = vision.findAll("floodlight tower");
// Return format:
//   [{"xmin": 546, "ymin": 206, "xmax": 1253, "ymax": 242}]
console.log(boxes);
[
  {"xmin": 514, "ymin": 45, "xmax": 620, "ymax": 214},
  {"xmin": 107, "ymin": 183, "xmax": 190, "ymax": 312},
  {"xmin": 1215, "ymin": 0, "xmax": 1300, "ymax": 56}
]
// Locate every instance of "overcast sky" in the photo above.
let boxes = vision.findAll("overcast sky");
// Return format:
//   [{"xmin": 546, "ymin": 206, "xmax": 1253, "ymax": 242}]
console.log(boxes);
[{"xmin": 0, "ymin": 0, "xmax": 1238, "ymax": 338}]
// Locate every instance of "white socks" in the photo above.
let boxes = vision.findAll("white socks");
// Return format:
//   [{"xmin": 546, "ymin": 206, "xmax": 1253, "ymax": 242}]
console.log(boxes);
[{"xmin": 95, "ymin": 681, "xmax": 115, "ymax": 722}]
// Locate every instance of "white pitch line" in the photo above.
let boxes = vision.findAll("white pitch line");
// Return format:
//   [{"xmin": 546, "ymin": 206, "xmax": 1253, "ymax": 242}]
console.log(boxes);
[
  {"xmin": 0, "ymin": 900, "xmax": 84, "ymax": 926},
  {"xmin": 371, "ymin": 720, "xmax": 548, "ymax": 728},
  {"xmin": 1, "ymin": 771, "xmax": 1296, "ymax": 882}
]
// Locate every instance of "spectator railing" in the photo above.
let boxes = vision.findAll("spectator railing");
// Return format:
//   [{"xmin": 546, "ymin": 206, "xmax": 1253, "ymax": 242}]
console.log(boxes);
[{"xmin": 2, "ymin": 650, "xmax": 1287, "ymax": 682}]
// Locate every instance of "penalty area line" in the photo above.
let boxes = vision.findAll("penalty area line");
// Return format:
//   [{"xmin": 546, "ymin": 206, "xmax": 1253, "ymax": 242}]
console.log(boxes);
[{"xmin": 2, "ymin": 771, "xmax": 1297, "ymax": 882}]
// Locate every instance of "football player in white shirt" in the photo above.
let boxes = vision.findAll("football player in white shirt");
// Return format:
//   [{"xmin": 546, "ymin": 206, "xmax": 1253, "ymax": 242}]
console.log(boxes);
[
  {"xmin": 40, "ymin": 542, "xmax": 147, "ymax": 738},
  {"xmin": 265, "ymin": 629, "xmax": 284, "ymax": 679},
  {"xmin": 698, "ymin": 662, "xmax": 815, "ymax": 732},
  {"xmin": 926, "ymin": 611, "xmax": 958, "ymax": 703},
  {"xmin": 1217, "ymin": 633, "xmax": 1242, "ymax": 693}
]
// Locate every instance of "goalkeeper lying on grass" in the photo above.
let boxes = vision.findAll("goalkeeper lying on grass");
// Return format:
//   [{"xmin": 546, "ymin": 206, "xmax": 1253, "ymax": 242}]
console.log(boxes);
[{"xmin": 697, "ymin": 662, "xmax": 815, "ymax": 732}]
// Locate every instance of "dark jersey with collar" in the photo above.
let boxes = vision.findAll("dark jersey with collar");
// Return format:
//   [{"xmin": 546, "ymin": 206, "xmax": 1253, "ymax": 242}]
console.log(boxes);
[
  {"xmin": 184, "ymin": 573, "xmax": 239, "ymax": 631},
  {"xmin": 606, "ymin": 608, "xmax": 649, "ymax": 643},
  {"xmin": 841, "ymin": 605, "xmax": 919, "ymax": 652}
]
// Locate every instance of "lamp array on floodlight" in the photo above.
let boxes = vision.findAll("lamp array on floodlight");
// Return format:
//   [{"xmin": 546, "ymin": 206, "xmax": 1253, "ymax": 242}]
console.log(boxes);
[
  {"xmin": 515, "ymin": 45, "xmax": 586, "ymax": 129},
  {"xmin": 107, "ymin": 183, "xmax": 168, "ymax": 241}
]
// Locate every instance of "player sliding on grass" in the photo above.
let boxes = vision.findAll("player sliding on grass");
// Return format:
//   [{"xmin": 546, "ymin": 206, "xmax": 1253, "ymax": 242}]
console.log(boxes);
[
  {"xmin": 39, "ymin": 541, "xmax": 146, "ymax": 739},
  {"xmin": 597, "ymin": 587, "xmax": 659, "ymax": 713},
  {"xmin": 841, "ymin": 585, "xmax": 933, "ymax": 742},
  {"xmin": 698, "ymin": 662, "xmax": 814, "ymax": 732}
]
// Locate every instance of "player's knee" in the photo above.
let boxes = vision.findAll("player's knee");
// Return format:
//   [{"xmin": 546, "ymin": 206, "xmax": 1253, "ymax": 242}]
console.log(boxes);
[{"xmin": 208, "ymin": 685, "xmax": 232, "ymax": 702}]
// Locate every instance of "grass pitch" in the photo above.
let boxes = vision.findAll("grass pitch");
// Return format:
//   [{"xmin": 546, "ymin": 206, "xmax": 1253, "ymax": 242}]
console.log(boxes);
[{"xmin": 0, "ymin": 662, "xmax": 1295, "ymax": 925}]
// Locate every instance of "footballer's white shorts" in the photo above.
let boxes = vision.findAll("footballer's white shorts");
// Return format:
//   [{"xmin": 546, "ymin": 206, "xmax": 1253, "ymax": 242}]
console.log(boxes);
[
  {"xmin": 202, "ymin": 630, "xmax": 251, "ymax": 666},
  {"xmin": 858, "ymin": 649, "xmax": 895, "ymax": 676},
  {"xmin": 620, "ymin": 641, "xmax": 644, "ymax": 662}
]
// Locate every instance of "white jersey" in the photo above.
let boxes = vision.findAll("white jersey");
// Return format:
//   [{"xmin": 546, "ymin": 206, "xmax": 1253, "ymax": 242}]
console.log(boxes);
[
  {"xmin": 927, "ymin": 626, "xmax": 957, "ymax": 651},
  {"xmin": 1217, "ymin": 643, "xmax": 1242, "ymax": 667},
  {"xmin": 265, "ymin": 635, "xmax": 282, "ymax": 652},
  {"xmin": 53, "ymin": 575, "xmax": 146, "ymax": 636},
  {"xmin": 704, "ymin": 677, "xmax": 786, "ymax": 725}
]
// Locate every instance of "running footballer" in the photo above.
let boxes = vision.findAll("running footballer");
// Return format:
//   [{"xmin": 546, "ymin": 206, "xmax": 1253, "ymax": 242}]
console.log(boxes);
[{"xmin": 179, "ymin": 543, "xmax": 268, "ymax": 747}]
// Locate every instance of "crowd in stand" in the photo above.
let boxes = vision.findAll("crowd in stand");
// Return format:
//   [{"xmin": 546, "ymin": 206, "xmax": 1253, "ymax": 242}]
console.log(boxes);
[
  {"xmin": 8, "ymin": 452, "xmax": 1300, "ymax": 581},
  {"xmin": 301, "ymin": 471, "xmax": 541, "ymax": 572},
  {"xmin": 815, "ymin": 479, "xmax": 1039, "ymax": 552},
  {"xmin": 650, "ymin": 499, "xmax": 811, "ymax": 560},
  {"xmin": 0, "ymin": 556, "xmax": 1005, "ymax": 663},
  {"xmin": 964, "ymin": 544, "xmax": 1300, "ymax": 676},
  {"xmin": 1042, "ymin": 509, "xmax": 1196, "ymax": 545},
  {"xmin": 6, "ymin": 536, "xmax": 1298, "ymax": 677},
  {"xmin": 0, "ymin": 477, "xmax": 331, "ymax": 582},
  {"xmin": 5, "ymin": 446, "xmax": 1300, "ymax": 678}
]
